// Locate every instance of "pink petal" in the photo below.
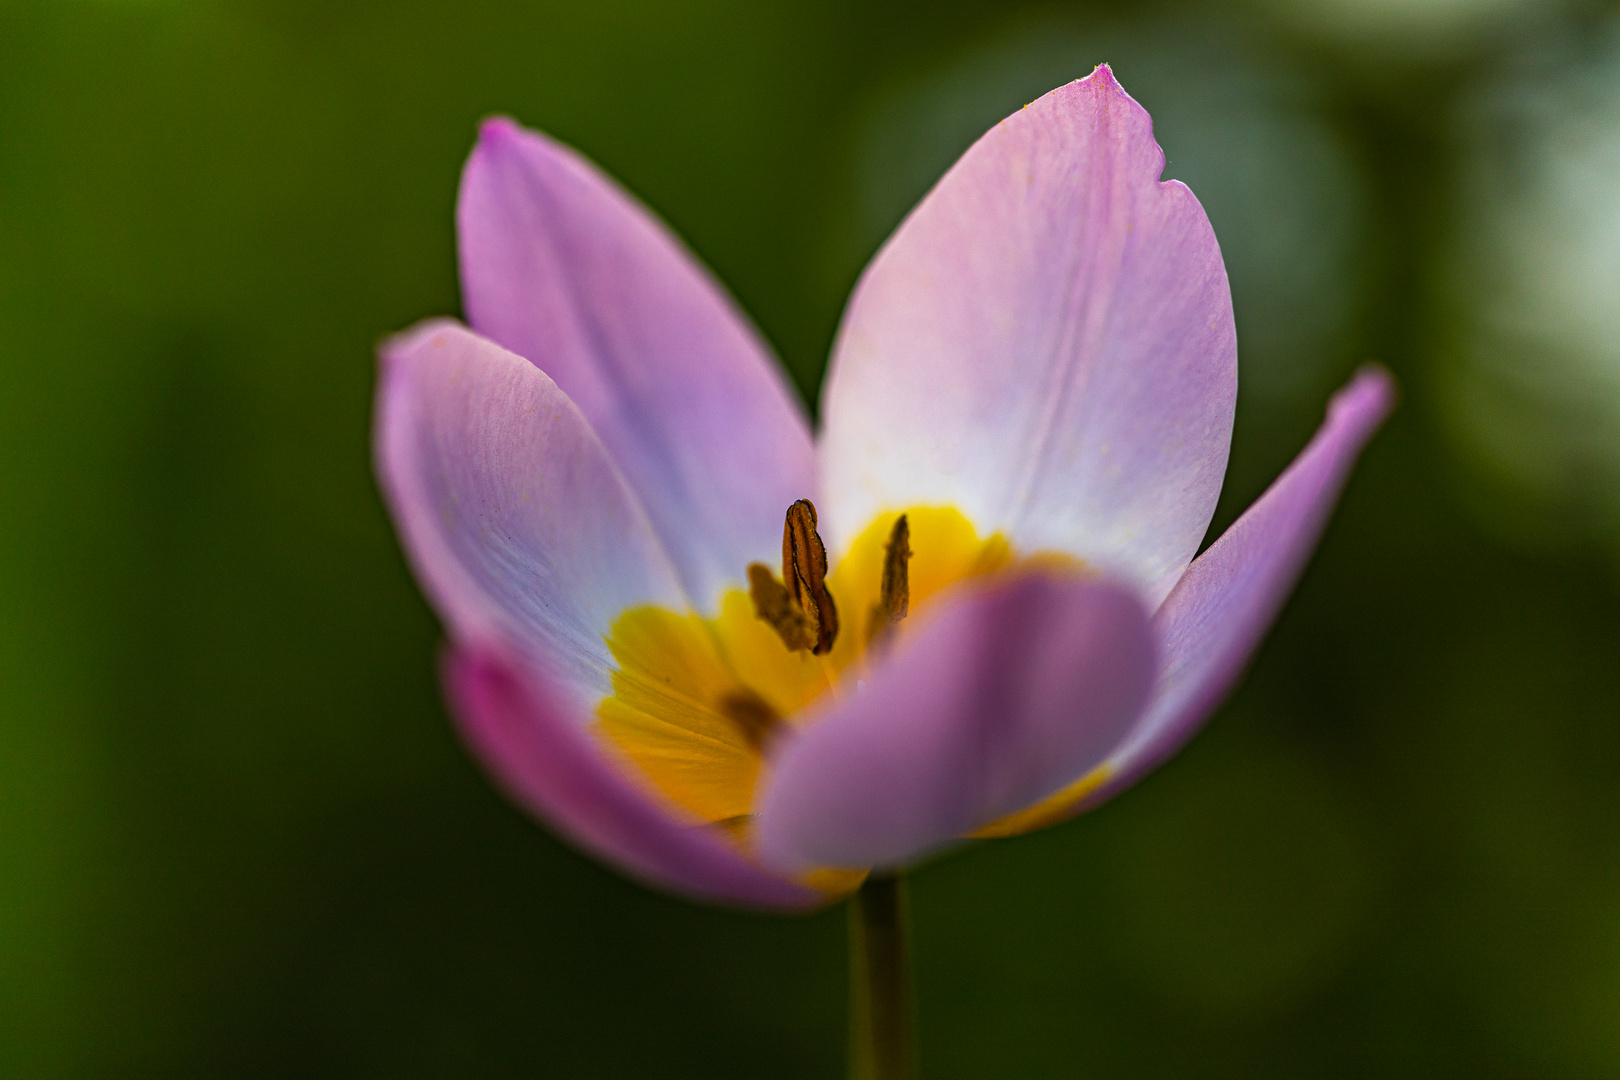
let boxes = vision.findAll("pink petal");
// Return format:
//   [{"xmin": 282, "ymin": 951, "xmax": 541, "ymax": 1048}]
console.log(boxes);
[
  {"xmin": 819, "ymin": 65, "xmax": 1236, "ymax": 606},
  {"xmin": 446, "ymin": 646, "xmax": 821, "ymax": 910},
  {"xmin": 459, "ymin": 119, "xmax": 816, "ymax": 612},
  {"xmin": 374, "ymin": 319, "xmax": 685, "ymax": 704},
  {"xmin": 754, "ymin": 573, "xmax": 1157, "ymax": 872},
  {"xmin": 1085, "ymin": 366, "xmax": 1396, "ymax": 809}
]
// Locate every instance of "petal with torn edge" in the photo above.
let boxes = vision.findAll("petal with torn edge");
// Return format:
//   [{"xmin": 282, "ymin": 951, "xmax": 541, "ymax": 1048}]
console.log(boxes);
[{"xmin": 820, "ymin": 65, "xmax": 1235, "ymax": 607}]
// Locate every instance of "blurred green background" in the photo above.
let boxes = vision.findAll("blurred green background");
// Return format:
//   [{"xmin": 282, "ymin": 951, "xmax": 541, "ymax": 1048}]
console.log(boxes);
[{"xmin": 5, "ymin": 0, "xmax": 1620, "ymax": 1075}]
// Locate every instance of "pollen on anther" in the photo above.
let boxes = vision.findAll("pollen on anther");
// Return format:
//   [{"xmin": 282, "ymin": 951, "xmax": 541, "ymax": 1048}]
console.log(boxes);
[{"xmin": 748, "ymin": 499, "xmax": 839, "ymax": 656}]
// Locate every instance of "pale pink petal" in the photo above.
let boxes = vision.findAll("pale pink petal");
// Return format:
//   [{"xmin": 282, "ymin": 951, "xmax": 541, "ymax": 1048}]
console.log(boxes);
[
  {"xmin": 459, "ymin": 119, "xmax": 816, "ymax": 611},
  {"xmin": 1084, "ymin": 366, "xmax": 1396, "ymax": 809},
  {"xmin": 447, "ymin": 646, "xmax": 820, "ymax": 910},
  {"xmin": 374, "ymin": 319, "xmax": 685, "ymax": 704},
  {"xmin": 754, "ymin": 573, "xmax": 1156, "ymax": 872},
  {"xmin": 820, "ymin": 65, "xmax": 1236, "ymax": 606}
]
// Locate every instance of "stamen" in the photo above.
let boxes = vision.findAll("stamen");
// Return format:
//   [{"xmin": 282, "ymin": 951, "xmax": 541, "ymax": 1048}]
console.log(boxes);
[
  {"xmin": 748, "ymin": 498, "xmax": 839, "ymax": 656},
  {"xmin": 717, "ymin": 687, "xmax": 781, "ymax": 750},
  {"xmin": 748, "ymin": 563, "xmax": 816, "ymax": 652},
  {"xmin": 867, "ymin": 514, "xmax": 912, "ymax": 648},
  {"xmin": 783, "ymin": 499, "xmax": 839, "ymax": 655}
]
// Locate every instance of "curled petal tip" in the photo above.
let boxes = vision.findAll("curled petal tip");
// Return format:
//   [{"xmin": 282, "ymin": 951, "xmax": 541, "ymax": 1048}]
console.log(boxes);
[
  {"xmin": 1334, "ymin": 364, "xmax": 1399, "ymax": 425},
  {"xmin": 1085, "ymin": 62, "xmax": 1122, "ymax": 90},
  {"xmin": 1043, "ymin": 63, "xmax": 1128, "ymax": 107},
  {"xmin": 377, "ymin": 316, "xmax": 462, "ymax": 365},
  {"xmin": 477, "ymin": 115, "xmax": 524, "ymax": 145},
  {"xmin": 1074, "ymin": 366, "xmax": 1396, "ymax": 816}
]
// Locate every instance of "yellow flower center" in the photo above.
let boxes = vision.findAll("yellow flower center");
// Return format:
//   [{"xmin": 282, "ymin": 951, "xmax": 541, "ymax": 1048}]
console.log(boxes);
[{"xmin": 591, "ymin": 504, "xmax": 1103, "ymax": 887}]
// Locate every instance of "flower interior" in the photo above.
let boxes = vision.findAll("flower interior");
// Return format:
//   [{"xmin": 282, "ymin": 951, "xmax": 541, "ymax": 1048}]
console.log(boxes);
[{"xmin": 592, "ymin": 503, "xmax": 1102, "ymax": 887}]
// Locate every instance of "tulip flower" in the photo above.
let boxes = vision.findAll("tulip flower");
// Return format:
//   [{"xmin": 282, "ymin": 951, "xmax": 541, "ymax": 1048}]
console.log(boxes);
[{"xmin": 374, "ymin": 64, "xmax": 1391, "ymax": 1021}]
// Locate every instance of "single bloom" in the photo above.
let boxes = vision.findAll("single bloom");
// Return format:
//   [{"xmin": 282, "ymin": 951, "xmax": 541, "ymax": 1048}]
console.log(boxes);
[{"xmin": 374, "ymin": 65, "xmax": 1393, "ymax": 910}]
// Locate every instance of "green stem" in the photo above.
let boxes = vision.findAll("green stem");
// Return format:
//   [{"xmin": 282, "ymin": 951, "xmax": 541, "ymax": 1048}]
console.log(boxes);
[{"xmin": 848, "ymin": 873, "xmax": 914, "ymax": 1080}]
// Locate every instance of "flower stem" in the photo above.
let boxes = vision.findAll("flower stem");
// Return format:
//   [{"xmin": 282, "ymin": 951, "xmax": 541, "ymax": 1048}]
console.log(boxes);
[{"xmin": 848, "ymin": 872, "xmax": 914, "ymax": 1080}]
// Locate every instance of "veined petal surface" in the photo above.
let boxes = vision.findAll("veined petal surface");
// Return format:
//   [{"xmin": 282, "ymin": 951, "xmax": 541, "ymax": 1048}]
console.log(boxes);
[
  {"xmin": 447, "ymin": 647, "xmax": 820, "ymax": 910},
  {"xmin": 1086, "ymin": 366, "xmax": 1395, "ymax": 809},
  {"xmin": 754, "ymin": 573, "xmax": 1156, "ymax": 872},
  {"xmin": 820, "ymin": 65, "xmax": 1236, "ymax": 606},
  {"xmin": 459, "ymin": 119, "xmax": 816, "ymax": 611},
  {"xmin": 375, "ymin": 320, "xmax": 685, "ymax": 705}
]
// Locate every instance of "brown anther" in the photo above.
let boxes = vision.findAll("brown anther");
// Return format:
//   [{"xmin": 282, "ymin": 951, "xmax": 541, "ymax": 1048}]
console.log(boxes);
[
  {"xmin": 748, "ymin": 499, "xmax": 840, "ymax": 655},
  {"xmin": 782, "ymin": 499, "xmax": 839, "ymax": 655},
  {"xmin": 748, "ymin": 563, "xmax": 816, "ymax": 652},
  {"xmin": 866, "ymin": 514, "xmax": 912, "ymax": 648},
  {"xmin": 717, "ymin": 687, "xmax": 782, "ymax": 751},
  {"xmin": 879, "ymin": 514, "xmax": 911, "ymax": 621}
]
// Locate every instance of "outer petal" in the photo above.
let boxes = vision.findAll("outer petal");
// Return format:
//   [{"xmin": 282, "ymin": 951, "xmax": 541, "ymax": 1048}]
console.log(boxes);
[
  {"xmin": 374, "ymin": 319, "xmax": 685, "ymax": 704},
  {"xmin": 754, "ymin": 573, "xmax": 1157, "ymax": 872},
  {"xmin": 459, "ymin": 118, "xmax": 816, "ymax": 611},
  {"xmin": 820, "ymin": 65, "xmax": 1236, "ymax": 606},
  {"xmin": 1084, "ymin": 366, "xmax": 1396, "ymax": 809},
  {"xmin": 447, "ymin": 646, "xmax": 820, "ymax": 910}
]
